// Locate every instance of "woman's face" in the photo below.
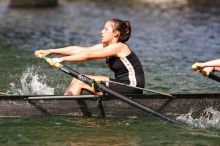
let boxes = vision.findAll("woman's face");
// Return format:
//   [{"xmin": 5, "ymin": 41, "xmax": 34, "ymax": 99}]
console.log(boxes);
[{"xmin": 101, "ymin": 21, "xmax": 117, "ymax": 44}]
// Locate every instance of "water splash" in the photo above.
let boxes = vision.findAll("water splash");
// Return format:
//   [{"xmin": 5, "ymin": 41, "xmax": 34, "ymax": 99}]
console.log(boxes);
[
  {"xmin": 8, "ymin": 67, "xmax": 54, "ymax": 95},
  {"xmin": 177, "ymin": 107, "xmax": 220, "ymax": 129}
]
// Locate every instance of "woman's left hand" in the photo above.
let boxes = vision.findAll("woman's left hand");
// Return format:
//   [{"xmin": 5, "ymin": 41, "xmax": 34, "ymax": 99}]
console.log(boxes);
[
  {"xmin": 192, "ymin": 62, "xmax": 206, "ymax": 72},
  {"xmin": 35, "ymin": 49, "xmax": 51, "ymax": 57},
  {"xmin": 202, "ymin": 67, "xmax": 215, "ymax": 76},
  {"xmin": 47, "ymin": 58, "xmax": 63, "ymax": 67}
]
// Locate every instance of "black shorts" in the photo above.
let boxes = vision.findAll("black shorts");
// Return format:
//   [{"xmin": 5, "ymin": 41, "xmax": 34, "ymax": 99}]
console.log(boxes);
[{"xmin": 107, "ymin": 78, "xmax": 143, "ymax": 94}]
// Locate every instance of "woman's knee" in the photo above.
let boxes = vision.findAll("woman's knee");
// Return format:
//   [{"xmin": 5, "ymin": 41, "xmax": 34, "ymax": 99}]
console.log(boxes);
[
  {"xmin": 71, "ymin": 78, "xmax": 78, "ymax": 84},
  {"xmin": 73, "ymin": 79, "xmax": 89, "ymax": 89},
  {"xmin": 71, "ymin": 78, "xmax": 83, "ymax": 85}
]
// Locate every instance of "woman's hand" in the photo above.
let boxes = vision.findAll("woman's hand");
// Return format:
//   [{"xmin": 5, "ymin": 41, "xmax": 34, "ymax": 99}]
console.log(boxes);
[
  {"xmin": 34, "ymin": 49, "xmax": 51, "ymax": 57},
  {"xmin": 192, "ymin": 62, "xmax": 215, "ymax": 76},
  {"xmin": 47, "ymin": 58, "xmax": 63, "ymax": 67},
  {"xmin": 202, "ymin": 67, "xmax": 215, "ymax": 76},
  {"xmin": 192, "ymin": 62, "xmax": 206, "ymax": 72}
]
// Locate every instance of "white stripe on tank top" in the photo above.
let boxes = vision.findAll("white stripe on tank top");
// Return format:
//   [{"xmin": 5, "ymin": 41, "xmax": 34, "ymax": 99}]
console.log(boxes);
[{"xmin": 120, "ymin": 57, "xmax": 137, "ymax": 86}]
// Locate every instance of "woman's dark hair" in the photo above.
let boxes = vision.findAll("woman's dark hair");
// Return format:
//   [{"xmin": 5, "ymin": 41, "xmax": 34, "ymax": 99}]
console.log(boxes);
[{"xmin": 110, "ymin": 19, "xmax": 131, "ymax": 43}]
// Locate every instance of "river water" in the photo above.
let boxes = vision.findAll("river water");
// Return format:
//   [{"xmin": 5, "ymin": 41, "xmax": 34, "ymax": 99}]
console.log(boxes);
[{"xmin": 0, "ymin": 0, "xmax": 220, "ymax": 145}]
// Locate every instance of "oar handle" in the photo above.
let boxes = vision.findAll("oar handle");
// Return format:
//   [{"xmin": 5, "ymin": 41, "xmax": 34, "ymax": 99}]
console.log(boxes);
[
  {"xmin": 36, "ymin": 54, "xmax": 62, "ymax": 68},
  {"xmin": 192, "ymin": 64, "xmax": 199, "ymax": 71}
]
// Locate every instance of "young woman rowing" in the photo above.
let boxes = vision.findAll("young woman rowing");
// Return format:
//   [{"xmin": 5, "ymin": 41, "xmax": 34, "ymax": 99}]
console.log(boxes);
[{"xmin": 35, "ymin": 18, "xmax": 145, "ymax": 96}]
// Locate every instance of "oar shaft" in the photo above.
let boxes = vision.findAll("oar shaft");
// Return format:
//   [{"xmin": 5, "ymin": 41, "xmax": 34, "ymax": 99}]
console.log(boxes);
[
  {"xmin": 60, "ymin": 65, "xmax": 94, "ymax": 86},
  {"xmin": 97, "ymin": 84, "xmax": 177, "ymax": 124}
]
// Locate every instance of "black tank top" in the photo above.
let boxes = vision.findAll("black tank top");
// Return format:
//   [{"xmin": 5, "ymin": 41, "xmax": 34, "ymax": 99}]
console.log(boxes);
[{"xmin": 106, "ymin": 51, "xmax": 145, "ymax": 88}]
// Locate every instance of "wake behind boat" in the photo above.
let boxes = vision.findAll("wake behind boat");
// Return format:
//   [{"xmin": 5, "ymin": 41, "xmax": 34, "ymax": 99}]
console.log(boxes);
[{"xmin": 0, "ymin": 93, "xmax": 219, "ymax": 118}]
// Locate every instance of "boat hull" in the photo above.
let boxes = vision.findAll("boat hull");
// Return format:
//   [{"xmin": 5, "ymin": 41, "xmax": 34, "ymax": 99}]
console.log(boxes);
[{"xmin": 0, "ymin": 93, "xmax": 219, "ymax": 118}]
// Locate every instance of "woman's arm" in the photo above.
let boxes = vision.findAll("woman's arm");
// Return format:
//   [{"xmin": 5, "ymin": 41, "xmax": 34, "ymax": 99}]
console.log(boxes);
[
  {"xmin": 35, "ymin": 44, "xmax": 103, "ymax": 57},
  {"xmin": 49, "ymin": 44, "xmax": 104, "ymax": 56},
  {"xmin": 49, "ymin": 46, "xmax": 84, "ymax": 55},
  {"xmin": 205, "ymin": 59, "xmax": 220, "ymax": 66},
  {"xmin": 214, "ymin": 67, "xmax": 220, "ymax": 72},
  {"xmin": 192, "ymin": 59, "xmax": 220, "ymax": 70},
  {"xmin": 58, "ymin": 43, "xmax": 126, "ymax": 62}
]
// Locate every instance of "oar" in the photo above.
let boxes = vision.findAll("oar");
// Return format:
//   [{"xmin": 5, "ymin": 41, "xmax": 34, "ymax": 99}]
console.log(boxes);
[
  {"xmin": 36, "ymin": 54, "xmax": 178, "ymax": 124},
  {"xmin": 192, "ymin": 64, "xmax": 220, "ymax": 82}
]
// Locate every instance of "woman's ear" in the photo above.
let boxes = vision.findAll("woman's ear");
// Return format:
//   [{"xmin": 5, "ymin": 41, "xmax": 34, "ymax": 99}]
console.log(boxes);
[{"xmin": 113, "ymin": 30, "xmax": 120, "ymax": 38}]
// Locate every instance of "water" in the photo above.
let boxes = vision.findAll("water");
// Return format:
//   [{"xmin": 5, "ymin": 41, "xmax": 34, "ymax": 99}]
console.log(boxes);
[
  {"xmin": 8, "ymin": 67, "xmax": 54, "ymax": 95},
  {"xmin": 0, "ymin": 116, "xmax": 219, "ymax": 146},
  {"xmin": 0, "ymin": 0, "xmax": 220, "ymax": 145}
]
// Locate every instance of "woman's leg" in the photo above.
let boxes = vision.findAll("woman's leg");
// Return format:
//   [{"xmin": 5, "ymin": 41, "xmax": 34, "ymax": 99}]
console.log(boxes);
[{"xmin": 64, "ymin": 75, "xmax": 109, "ymax": 95}]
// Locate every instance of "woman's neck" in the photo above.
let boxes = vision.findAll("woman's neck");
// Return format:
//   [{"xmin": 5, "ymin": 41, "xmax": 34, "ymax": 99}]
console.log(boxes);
[{"xmin": 103, "ymin": 39, "xmax": 119, "ymax": 47}]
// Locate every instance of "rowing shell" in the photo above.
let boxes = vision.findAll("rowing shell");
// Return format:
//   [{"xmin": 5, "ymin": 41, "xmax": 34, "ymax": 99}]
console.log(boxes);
[{"xmin": 0, "ymin": 93, "xmax": 219, "ymax": 118}]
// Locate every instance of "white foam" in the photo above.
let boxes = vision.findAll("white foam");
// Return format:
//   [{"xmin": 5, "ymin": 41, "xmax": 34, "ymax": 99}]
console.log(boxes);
[
  {"xmin": 8, "ymin": 67, "xmax": 54, "ymax": 95},
  {"xmin": 177, "ymin": 107, "xmax": 220, "ymax": 129}
]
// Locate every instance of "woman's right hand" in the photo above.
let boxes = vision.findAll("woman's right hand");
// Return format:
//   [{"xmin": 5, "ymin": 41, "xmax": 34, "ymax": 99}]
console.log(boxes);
[
  {"xmin": 192, "ymin": 62, "xmax": 206, "ymax": 72},
  {"xmin": 34, "ymin": 49, "xmax": 51, "ymax": 57},
  {"xmin": 201, "ymin": 67, "xmax": 214, "ymax": 76}
]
